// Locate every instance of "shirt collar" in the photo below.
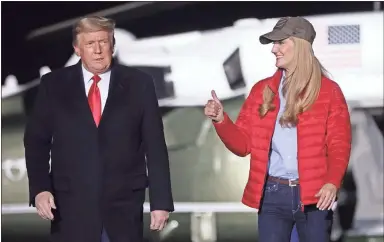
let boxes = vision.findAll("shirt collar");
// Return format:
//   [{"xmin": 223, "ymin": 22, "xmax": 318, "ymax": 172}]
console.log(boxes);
[
  {"xmin": 81, "ymin": 64, "xmax": 111, "ymax": 84},
  {"xmin": 279, "ymin": 70, "xmax": 286, "ymax": 90}
]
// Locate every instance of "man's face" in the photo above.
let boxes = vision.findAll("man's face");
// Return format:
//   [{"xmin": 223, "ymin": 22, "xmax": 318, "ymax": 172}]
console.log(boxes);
[{"xmin": 74, "ymin": 30, "xmax": 113, "ymax": 74}]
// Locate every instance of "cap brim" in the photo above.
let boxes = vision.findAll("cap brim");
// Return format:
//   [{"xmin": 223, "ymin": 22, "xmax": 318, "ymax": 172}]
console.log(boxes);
[{"xmin": 259, "ymin": 30, "xmax": 291, "ymax": 44}]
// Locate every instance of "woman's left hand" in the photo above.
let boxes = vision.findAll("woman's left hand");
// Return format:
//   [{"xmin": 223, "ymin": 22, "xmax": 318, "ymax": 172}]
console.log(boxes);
[{"xmin": 315, "ymin": 183, "xmax": 337, "ymax": 210}]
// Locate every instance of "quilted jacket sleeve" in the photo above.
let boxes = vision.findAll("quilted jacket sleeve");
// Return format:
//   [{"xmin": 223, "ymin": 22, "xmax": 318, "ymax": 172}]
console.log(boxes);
[
  {"xmin": 326, "ymin": 83, "xmax": 352, "ymax": 189},
  {"xmin": 212, "ymin": 89, "xmax": 255, "ymax": 157}
]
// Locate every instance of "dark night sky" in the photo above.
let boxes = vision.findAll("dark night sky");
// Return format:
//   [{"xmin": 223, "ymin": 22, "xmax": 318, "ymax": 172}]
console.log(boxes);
[
  {"xmin": 1, "ymin": 2, "xmax": 124, "ymax": 80},
  {"xmin": 1, "ymin": 1, "xmax": 381, "ymax": 84}
]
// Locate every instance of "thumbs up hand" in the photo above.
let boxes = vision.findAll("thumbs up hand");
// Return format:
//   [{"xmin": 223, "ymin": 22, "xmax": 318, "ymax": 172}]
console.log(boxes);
[{"xmin": 204, "ymin": 90, "xmax": 224, "ymax": 123}]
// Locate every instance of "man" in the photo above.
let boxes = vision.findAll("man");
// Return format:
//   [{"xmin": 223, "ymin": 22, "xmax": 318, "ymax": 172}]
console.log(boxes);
[{"xmin": 24, "ymin": 16, "xmax": 174, "ymax": 242}]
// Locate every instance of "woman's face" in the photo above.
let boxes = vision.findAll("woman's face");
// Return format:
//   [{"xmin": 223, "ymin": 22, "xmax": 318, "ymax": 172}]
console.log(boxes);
[{"xmin": 271, "ymin": 38, "xmax": 295, "ymax": 71}]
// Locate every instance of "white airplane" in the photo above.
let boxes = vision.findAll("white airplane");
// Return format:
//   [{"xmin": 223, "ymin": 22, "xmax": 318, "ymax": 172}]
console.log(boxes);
[{"xmin": 2, "ymin": 11, "xmax": 383, "ymax": 111}]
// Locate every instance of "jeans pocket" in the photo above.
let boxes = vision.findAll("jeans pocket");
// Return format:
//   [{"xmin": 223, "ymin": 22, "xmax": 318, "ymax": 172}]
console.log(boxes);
[{"xmin": 265, "ymin": 181, "xmax": 279, "ymax": 193}]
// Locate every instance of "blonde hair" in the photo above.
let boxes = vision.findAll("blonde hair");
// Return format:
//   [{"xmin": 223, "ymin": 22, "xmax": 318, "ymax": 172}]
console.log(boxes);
[
  {"xmin": 72, "ymin": 16, "xmax": 116, "ymax": 46},
  {"xmin": 258, "ymin": 37, "xmax": 329, "ymax": 127}
]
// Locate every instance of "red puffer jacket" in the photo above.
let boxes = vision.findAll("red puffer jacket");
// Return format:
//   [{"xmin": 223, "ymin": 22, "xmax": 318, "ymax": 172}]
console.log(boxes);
[{"xmin": 213, "ymin": 69, "xmax": 352, "ymax": 209}]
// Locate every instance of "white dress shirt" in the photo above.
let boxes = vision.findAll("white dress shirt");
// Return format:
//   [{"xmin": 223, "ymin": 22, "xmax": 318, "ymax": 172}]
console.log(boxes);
[{"xmin": 82, "ymin": 65, "xmax": 111, "ymax": 114}]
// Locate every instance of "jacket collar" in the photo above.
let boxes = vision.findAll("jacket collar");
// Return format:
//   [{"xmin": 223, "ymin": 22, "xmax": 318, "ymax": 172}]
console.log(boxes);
[{"xmin": 267, "ymin": 68, "xmax": 284, "ymax": 94}]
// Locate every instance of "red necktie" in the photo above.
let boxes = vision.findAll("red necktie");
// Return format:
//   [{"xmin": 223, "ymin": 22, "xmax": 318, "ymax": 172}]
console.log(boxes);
[{"xmin": 88, "ymin": 75, "xmax": 102, "ymax": 126}]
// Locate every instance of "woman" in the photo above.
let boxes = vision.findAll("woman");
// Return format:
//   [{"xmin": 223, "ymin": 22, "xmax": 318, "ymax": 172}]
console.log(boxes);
[{"xmin": 204, "ymin": 16, "xmax": 351, "ymax": 242}]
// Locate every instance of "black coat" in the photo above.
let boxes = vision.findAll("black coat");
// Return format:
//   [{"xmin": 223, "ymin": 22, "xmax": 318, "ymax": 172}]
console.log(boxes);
[{"xmin": 24, "ymin": 61, "xmax": 174, "ymax": 242}]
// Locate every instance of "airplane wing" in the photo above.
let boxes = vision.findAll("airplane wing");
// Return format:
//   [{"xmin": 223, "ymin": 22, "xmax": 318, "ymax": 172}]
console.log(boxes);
[
  {"xmin": 1, "ymin": 66, "xmax": 53, "ymax": 99},
  {"xmin": 1, "ymin": 76, "xmax": 40, "ymax": 99}
]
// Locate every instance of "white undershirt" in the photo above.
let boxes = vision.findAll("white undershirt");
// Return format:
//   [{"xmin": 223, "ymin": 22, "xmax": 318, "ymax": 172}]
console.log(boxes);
[{"xmin": 81, "ymin": 65, "xmax": 111, "ymax": 113}]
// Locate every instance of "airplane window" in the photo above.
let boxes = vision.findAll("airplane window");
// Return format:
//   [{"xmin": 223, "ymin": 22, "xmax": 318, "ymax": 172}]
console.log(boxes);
[{"xmin": 223, "ymin": 48, "xmax": 246, "ymax": 90}]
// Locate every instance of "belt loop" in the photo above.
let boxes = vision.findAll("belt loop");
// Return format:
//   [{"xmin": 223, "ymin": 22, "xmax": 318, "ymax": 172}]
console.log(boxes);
[{"xmin": 289, "ymin": 179, "xmax": 297, "ymax": 187}]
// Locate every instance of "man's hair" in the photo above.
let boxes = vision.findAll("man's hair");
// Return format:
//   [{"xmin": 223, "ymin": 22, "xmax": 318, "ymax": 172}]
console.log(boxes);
[
  {"xmin": 258, "ymin": 37, "xmax": 329, "ymax": 127},
  {"xmin": 72, "ymin": 16, "xmax": 116, "ymax": 46}
]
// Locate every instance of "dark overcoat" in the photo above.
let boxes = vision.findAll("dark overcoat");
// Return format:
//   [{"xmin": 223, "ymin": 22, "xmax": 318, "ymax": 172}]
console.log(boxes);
[{"xmin": 24, "ymin": 61, "xmax": 174, "ymax": 242}]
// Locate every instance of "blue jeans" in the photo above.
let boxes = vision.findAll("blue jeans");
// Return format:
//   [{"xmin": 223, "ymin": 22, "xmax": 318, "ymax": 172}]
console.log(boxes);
[
  {"xmin": 291, "ymin": 224, "xmax": 299, "ymax": 242},
  {"xmin": 258, "ymin": 180, "xmax": 333, "ymax": 242},
  {"xmin": 101, "ymin": 227, "xmax": 110, "ymax": 242}
]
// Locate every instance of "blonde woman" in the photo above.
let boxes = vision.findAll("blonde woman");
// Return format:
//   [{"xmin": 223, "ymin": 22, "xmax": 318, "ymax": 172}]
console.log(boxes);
[{"xmin": 204, "ymin": 16, "xmax": 351, "ymax": 242}]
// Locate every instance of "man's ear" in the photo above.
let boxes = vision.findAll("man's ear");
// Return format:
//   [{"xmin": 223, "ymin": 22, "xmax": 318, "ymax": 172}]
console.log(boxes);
[
  {"xmin": 73, "ymin": 45, "xmax": 80, "ymax": 57},
  {"xmin": 73, "ymin": 35, "xmax": 81, "ymax": 56}
]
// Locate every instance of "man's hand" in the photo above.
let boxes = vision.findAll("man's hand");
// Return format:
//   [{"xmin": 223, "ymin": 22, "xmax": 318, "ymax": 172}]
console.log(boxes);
[
  {"xmin": 35, "ymin": 191, "xmax": 56, "ymax": 220},
  {"xmin": 204, "ymin": 90, "xmax": 224, "ymax": 123},
  {"xmin": 315, "ymin": 183, "xmax": 337, "ymax": 210},
  {"xmin": 150, "ymin": 210, "xmax": 169, "ymax": 231}
]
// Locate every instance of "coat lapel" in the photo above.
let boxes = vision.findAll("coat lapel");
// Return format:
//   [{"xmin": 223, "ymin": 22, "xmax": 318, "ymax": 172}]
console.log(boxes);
[
  {"xmin": 98, "ymin": 62, "xmax": 130, "ymax": 127},
  {"xmin": 267, "ymin": 68, "xmax": 283, "ymax": 94},
  {"xmin": 68, "ymin": 61, "xmax": 98, "ymax": 129},
  {"xmin": 68, "ymin": 60, "xmax": 130, "ymax": 129},
  {"xmin": 267, "ymin": 68, "xmax": 283, "ymax": 108}
]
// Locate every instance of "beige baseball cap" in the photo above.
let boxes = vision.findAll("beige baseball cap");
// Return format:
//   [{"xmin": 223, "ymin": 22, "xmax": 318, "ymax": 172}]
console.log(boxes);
[{"xmin": 259, "ymin": 16, "xmax": 316, "ymax": 45}]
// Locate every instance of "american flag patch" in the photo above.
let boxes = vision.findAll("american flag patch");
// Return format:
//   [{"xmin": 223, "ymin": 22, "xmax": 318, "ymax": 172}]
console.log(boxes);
[
  {"xmin": 328, "ymin": 25, "xmax": 360, "ymax": 44},
  {"xmin": 313, "ymin": 23, "xmax": 362, "ymax": 69}
]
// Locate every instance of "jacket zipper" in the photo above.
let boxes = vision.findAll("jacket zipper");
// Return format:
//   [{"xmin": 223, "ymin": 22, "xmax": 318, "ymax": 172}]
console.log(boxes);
[
  {"xmin": 297, "ymin": 118, "xmax": 304, "ymax": 211},
  {"xmin": 261, "ymin": 95, "xmax": 280, "ymax": 196}
]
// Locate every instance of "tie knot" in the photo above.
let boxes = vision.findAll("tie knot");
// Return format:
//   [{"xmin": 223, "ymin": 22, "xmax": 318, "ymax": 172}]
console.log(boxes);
[{"xmin": 92, "ymin": 75, "xmax": 101, "ymax": 83}]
